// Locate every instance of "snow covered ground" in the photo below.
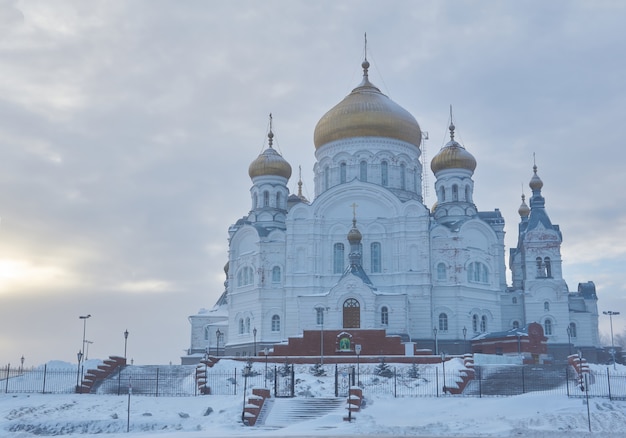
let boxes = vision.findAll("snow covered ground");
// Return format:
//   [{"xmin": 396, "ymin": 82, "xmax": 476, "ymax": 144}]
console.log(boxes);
[{"xmin": 2, "ymin": 359, "xmax": 626, "ymax": 437}]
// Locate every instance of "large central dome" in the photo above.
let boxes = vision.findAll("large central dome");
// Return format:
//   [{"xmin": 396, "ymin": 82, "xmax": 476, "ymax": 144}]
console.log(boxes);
[{"xmin": 314, "ymin": 60, "xmax": 422, "ymax": 150}]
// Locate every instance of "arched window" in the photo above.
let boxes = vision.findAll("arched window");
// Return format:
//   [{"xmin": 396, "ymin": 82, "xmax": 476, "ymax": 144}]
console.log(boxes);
[
  {"xmin": 400, "ymin": 163, "xmax": 406, "ymax": 190},
  {"xmin": 414, "ymin": 167, "xmax": 419, "ymax": 192},
  {"xmin": 439, "ymin": 313, "xmax": 448, "ymax": 331},
  {"xmin": 437, "ymin": 263, "xmax": 447, "ymax": 281},
  {"xmin": 468, "ymin": 262, "xmax": 489, "ymax": 283},
  {"xmin": 465, "ymin": 185, "xmax": 470, "ymax": 202},
  {"xmin": 472, "ymin": 314, "xmax": 479, "ymax": 332},
  {"xmin": 544, "ymin": 257, "xmax": 552, "ymax": 277},
  {"xmin": 271, "ymin": 315, "xmax": 280, "ymax": 332},
  {"xmin": 237, "ymin": 266, "xmax": 254, "ymax": 287},
  {"xmin": 333, "ymin": 243, "xmax": 344, "ymax": 274},
  {"xmin": 544, "ymin": 318, "xmax": 553, "ymax": 336},
  {"xmin": 263, "ymin": 191, "xmax": 269, "ymax": 207},
  {"xmin": 204, "ymin": 326, "xmax": 210, "ymax": 341},
  {"xmin": 480, "ymin": 315, "xmax": 487, "ymax": 332},
  {"xmin": 371, "ymin": 242, "xmax": 381, "ymax": 273},
  {"xmin": 340, "ymin": 162, "xmax": 347, "ymax": 183},
  {"xmin": 316, "ymin": 307, "xmax": 324, "ymax": 325},
  {"xmin": 536, "ymin": 257, "xmax": 544, "ymax": 277},
  {"xmin": 452, "ymin": 184, "xmax": 458, "ymax": 201},
  {"xmin": 245, "ymin": 317, "xmax": 250, "ymax": 334},
  {"xmin": 439, "ymin": 186, "xmax": 445, "ymax": 201},
  {"xmin": 253, "ymin": 193, "xmax": 257, "ymax": 209},
  {"xmin": 569, "ymin": 322, "xmax": 577, "ymax": 338},
  {"xmin": 360, "ymin": 160, "xmax": 367, "ymax": 181},
  {"xmin": 381, "ymin": 161, "xmax": 388, "ymax": 186},
  {"xmin": 381, "ymin": 306, "xmax": 389, "ymax": 325},
  {"xmin": 343, "ymin": 298, "xmax": 360, "ymax": 328},
  {"xmin": 544, "ymin": 301, "xmax": 550, "ymax": 312},
  {"xmin": 238, "ymin": 318, "xmax": 244, "ymax": 335},
  {"xmin": 512, "ymin": 297, "xmax": 518, "ymax": 304},
  {"xmin": 272, "ymin": 266, "xmax": 281, "ymax": 283},
  {"xmin": 512, "ymin": 321, "xmax": 520, "ymax": 329},
  {"xmin": 276, "ymin": 192, "xmax": 282, "ymax": 209}
]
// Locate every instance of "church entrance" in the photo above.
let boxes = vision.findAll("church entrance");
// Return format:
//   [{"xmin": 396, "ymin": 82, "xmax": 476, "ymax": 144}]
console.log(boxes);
[{"xmin": 343, "ymin": 298, "xmax": 360, "ymax": 328}]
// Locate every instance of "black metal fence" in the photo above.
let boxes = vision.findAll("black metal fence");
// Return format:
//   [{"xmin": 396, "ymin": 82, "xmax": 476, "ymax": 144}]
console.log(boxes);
[{"xmin": 2, "ymin": 362, "xmax": 625, "ymax": 401}]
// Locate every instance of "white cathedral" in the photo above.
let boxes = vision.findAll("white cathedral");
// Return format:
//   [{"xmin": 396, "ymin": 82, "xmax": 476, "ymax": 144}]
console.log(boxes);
[{"xmin": 183, "ymin": 55, "xmax": 601, "ymax": 363}]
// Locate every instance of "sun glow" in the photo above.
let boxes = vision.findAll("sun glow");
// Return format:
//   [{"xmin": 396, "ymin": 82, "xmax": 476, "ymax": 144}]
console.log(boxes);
[{"xmin": 0, "ymin": 258, "xmax": 69, "ymax": 293}]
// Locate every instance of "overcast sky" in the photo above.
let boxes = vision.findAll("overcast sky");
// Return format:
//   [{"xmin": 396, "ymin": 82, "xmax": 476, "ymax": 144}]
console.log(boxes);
[{"xmin": 1, "ymin": 0, "xmax": 625, "ymax": 367}]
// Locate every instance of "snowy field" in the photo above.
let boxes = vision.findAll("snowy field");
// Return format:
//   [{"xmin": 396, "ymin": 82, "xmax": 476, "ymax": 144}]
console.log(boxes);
[{"xmin": 2, "ymin": 359, "xmax": 626, "ymax": 437}]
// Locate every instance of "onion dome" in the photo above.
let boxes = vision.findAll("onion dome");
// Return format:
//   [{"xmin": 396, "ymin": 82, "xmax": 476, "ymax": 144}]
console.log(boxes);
[
  {"xmin": 347, "ymin": 218, "xmax": 362, "ymax": 244},
  {"xmin": 518, "ymin": 194, "xmax": 530, "ymax": 218},
  {"xmin": 314, "ymin": 59, "xmax": 422, "ymax": 149},
  {"xmin": 529, "ymin": 164, "xmax": 543, "ymax": 191},
  {"xmin": 248, "ymin": 126, "xmax": 292, "ymax": 180},
  {"xmin": 430, "ymin": 121, "xmax": 477, "ymax": 174}
]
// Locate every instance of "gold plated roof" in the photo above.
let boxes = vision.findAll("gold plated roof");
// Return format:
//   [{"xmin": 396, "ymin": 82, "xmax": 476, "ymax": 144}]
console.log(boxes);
[
  {"xmin": 529, "ymin": 164, "xmax": 543, "ymax": 191},
  {"xmin": 248, "ymin": 146, "xmax": 292, "ymax": 179},
  {"xmin": 314, "ymin": 61, "xmax": 422, "ymax": 149},
  {"xmin": 430, "ymin": 121, "xmax": 476, "ymax": 174},
  {"xmin": 518, "ymin": 194, "xmax": 530, "ymax": 218}
]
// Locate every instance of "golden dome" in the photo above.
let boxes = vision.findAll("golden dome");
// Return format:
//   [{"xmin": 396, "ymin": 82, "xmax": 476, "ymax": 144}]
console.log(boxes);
[
  {"xmin": 248, "ymin": 129, "xmax": 292, "ymax": 180},
  {"xmin": 347, "ymin": 223, "xmax": 362, "ymax": 244},
  {"xmin": 314, "ymin": 60, "xmax": 422, "ymax": 149},
  {"xmin": 430, "ymin": 122, "xmax": 476, "ymax": 174},
  {"xmin": 518, "ymin": 194, "xmax": 530, "ymax": 218}
]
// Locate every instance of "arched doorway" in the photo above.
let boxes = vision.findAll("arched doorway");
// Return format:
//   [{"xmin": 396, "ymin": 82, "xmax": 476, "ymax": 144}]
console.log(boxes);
[{"xmin": 343, "ymin": 298, "xmax": 360, "ymax": 328}]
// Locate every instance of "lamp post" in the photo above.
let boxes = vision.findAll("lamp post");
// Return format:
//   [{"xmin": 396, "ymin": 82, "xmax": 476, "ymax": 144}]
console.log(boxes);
[
  {"xmin": 603, "ymin": 310, "xmax": 620, "ymax": 370},
  {"xmin": 124, "ymin": 329, "xmax": 129, "ymax": 359},
  {"xmin": 76, "ymin": 350, "xmax": 83, "ymax": 393},
  {"xmin": 441, "ymin": 352, "xmax": 447, "ymax": 394},
  {"xmin": 315, "ymin": 306, "xmax": 329, "ymax": 365},
  {"xmin": 566, "ymin": 326, "xmax": 572, "ymax": 356},
  {"xmin": 433, "ymin": 327, "xmax": 438, "ymax": 355},
  {"xmin": 79, "ymin": 314, "xmax": 91, "ymax": 360},
  {"xmin": 216, "ymin": 329, "xmax": 222, "ymax": 357},
  {"xmin": 20, "ymin": 355, "xmax": 24, "ymax": 373},
  {"xmin": 253, "ymin": 327, "xmax": 257, "ymax": 356}
]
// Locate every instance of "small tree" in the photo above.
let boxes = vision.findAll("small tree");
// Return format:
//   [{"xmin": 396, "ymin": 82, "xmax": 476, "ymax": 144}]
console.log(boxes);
[
  {"xmin": 310, "ymin": 362, "xmax": 326, "ymax": 377},
  {"xmin": 374, "ymin": 357, "xmax": 394, "ymax": 378},
  {"xmin": 407, "ymin": 362, "xmax": 421, "ymax": 379},
  {"xmin": 278, "ymin": 360, "xmax": 292, "ymax": 377}
]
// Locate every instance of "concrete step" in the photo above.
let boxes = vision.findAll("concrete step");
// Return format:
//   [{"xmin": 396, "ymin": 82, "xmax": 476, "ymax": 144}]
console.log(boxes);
[{"xmin": 261, "ymin": 397, "xmax": 345, "ymax": 427}]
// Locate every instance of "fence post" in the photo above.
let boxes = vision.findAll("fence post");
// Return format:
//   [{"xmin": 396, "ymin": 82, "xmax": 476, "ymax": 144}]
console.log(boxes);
[
  {"xmin": 234, "ymin": 367, "xmax": 237, "ymax": 396},
  {"xmin": 117, "ymin": 369, "xmax": 122, "ymax": 395},
  {"xmin": 5, "ymin": 364, "xmax": 9, "ymax": 393},
  {"xmin": 334, "ymin": 364, "xmax": 338, "ymax": 397},
  {"xmin": 42, "ymin": 364, "xmax": 47, "ymax": 394},
  {"xmin": 607, "ymin": 367, "xmax": 612, "ymax": 401},
  {"xmin": 290, "ymin": 366, "xmax": 295, "ymax": 397},
  {"xmin": 155, "ymin": 368, "xmax": 160, "ymax": 397},
  {"xmin": 478, "ymin": 366, "xmax": 482, "ymax": 398},
  {"xmin": 565, "ymin": 366, "xmax": 570, "ymax": 397},
  {"xmin": 394, "ymin": 367, "xmax": 397, "ymax": 398},
  {"xmin": 521, "ymin": 367, "xmax": 525, "ymax": 394},
  {"xmin": 274, "ymin": 365, "xmax": 277, "ymax": 397},
  {"xmin": 436, "ymin": 367, "xmax": 439, "ymax": 397}
]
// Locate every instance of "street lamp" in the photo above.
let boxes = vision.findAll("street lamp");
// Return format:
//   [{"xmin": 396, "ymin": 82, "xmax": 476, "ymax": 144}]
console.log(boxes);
[
  {"xmin": 603, "ymin": 310, "xmax": 621, "ymax": 370},
  {"xmin": 216, "ymin": 329, "xmax": 222, "ymax": 357},
  {"xmin": 79, "ymin": 315, "xmax": 91, "ymax": 360},
  {"xmin": 462, "ymin": 326, "xmax": 467, "ymax": 353},
  {"xmin": 124, "ymin": 329, "xmax": 129, "ymax": 360},
  {"xmin": 315, "ymin": 306, "xmax": 329, "ymax": 365},
  {"xmin": 253, "ymin": 327, "xmax": 257, "ymax": 356},
  {"xmin": 355, "ymin": 344, "xmax": 362, "ymax": 386},
  {"xmin": 433, "ymin": 327, "xmax": 438, "ymax": 355},
  {"xmin": 76, "ymin": 350, "xmax": 83, "ymax": 393},
  {"xmin": 20, "ymin": 355, "xmax": 24, "ymax": 373}
]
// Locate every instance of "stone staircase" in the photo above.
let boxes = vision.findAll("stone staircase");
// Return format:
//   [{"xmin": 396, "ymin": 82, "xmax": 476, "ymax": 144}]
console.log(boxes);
[{"xmin": 259, "ymin": 397, "xmax": 345, "ymax": 428}]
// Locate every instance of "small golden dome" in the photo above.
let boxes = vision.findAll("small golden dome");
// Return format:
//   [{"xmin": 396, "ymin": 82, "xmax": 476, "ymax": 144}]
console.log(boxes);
[
  {"xmin": 430, "ymin": 122, "xmax": 476, "ymax": 174},
  {"xmin": 347, "ymin": 221, "xmax": 362, "ymax": 244},
  {"xmin": 314, "ymin": 60, "xmax": 422, "ymax": 149},
  {"xmin": 518, "ymin": 194, "xmax": 530, "ymax": 218},
  {"xmin": 529, "ymin": 164, "xmax": 543, "ymax": 191},
  {"xmin": 248, "ymin": 127, "xmax": 292, "ymax": 180}
]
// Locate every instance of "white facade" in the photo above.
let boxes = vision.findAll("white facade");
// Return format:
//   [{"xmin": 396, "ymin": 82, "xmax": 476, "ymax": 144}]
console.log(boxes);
[{"xmin": 184, "ymin": 58, "xmax": 600, "ymax": 363}]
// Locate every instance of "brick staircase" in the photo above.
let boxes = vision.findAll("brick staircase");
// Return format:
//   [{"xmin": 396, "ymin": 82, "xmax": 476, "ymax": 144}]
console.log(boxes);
[{"xmin": 77, "ymin": 356, "xmax": 126, "ymax": 394}]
